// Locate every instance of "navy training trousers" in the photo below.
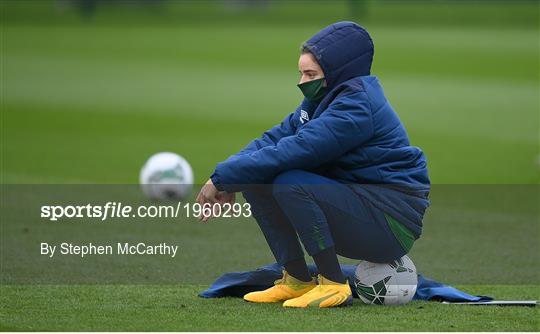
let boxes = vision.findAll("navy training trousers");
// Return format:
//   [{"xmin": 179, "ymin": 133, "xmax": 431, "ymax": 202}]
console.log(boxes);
[{"xmin": 242, "ymin": 169, "xmax": 407, "ymax": 265}]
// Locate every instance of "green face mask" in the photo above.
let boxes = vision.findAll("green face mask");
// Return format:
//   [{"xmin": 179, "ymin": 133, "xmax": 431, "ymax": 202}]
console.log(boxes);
[{"xmin": 297, "ymin": 77, "xmax": 327, "ymax": 102}]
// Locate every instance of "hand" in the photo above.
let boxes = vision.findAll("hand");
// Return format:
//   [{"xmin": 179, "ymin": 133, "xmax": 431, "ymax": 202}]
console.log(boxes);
[
  {"xmin": 196, "ymin": 179, "xmax": 219, "ymax": 222},
  {"xmin": 195, "ymin": 179, "xmax": 236, "ymax": 222},
  {"xmin": 217, "ymin": 191, "xmax": 236, "ymax": 206}
]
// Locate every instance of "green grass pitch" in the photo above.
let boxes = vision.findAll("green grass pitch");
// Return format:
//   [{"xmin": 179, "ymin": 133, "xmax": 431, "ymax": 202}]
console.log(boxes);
[
  {"xmin": 1, "ymin": 285, "xmax": 538, "ymax": 331},
  {"xmin": 1, "ymin": 1, "xmax": 539, "ymax": 331}
]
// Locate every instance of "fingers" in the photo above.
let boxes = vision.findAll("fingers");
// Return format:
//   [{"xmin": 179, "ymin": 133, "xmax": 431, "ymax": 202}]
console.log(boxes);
[
  {"xmin": 201, "ymin": 211, "xmax": 212, "ymax": 223},
  {"xmin": 196, "ymin": 191, "xmax": 204, "ymax": 206},
  {"xmin": 200, "ymin": 192, "xmax": 220, "ymax": 222},
  {"xmin": 197, "ymin": 200, "xmax": 212, "ymax": 222},
  {"xmin": 196, "ymin": 183, "xmax": 236, "ymax": 222},
  {"xmin": 216, "ymin": 191, "xmax": 228, "ymax": 205},
  {"xmin": 216, "ymin": 191, "xmax": 236, "ymax": 205},
  {"xmin": 228, "ymin": 193, "xmax": 236, "ymax": 205},
  {"xmin": 195, "ymin": 189, "xmax": 206, "ymax": 221},
  {"xmin": 198, "ymin": 208, "xmax": 211, "ymax": 222},
  {"xmin": 196, "ymin": 184, "xmax": 218, "ymax": 221}
]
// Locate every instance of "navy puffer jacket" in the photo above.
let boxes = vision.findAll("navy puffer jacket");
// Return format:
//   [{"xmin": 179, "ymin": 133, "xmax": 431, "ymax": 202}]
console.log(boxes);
[{"xmin": 211, "ymin": 22, "xmax": 430, "ymax": 236}]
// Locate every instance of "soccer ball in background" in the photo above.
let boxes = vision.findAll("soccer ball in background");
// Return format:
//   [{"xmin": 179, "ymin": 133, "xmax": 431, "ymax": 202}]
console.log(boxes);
[
  {"xmin": 354, "ymin": 255, "xmax": 417, "ymax": 305},
  {"xmin": 139, "ymin": 152, "xmax": 194, "ymax": 201}
]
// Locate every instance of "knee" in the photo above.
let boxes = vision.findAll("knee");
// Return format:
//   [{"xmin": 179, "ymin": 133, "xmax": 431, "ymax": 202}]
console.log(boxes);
[
  {"xmin": 271, "ymin": 170, "xmax": 311, "ymax": 197},
  {"xmin": 242, "ymin": 185, "xmax": 273, "ymax": 207},
  {"xmin": 273, "ymin": 169, "xmax": 323, "ymax": 191},
  {"xmin": 272, "ymin": 169, "xmax": 310, "ymax": 185}
]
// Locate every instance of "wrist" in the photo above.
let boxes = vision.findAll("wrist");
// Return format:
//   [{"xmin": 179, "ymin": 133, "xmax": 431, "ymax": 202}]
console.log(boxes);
[{"xmin": 210, "ymin": 172, "xmax": 224, "ymax": 192}]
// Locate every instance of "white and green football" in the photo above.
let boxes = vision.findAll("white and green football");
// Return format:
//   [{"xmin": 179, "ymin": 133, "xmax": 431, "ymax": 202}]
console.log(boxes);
[
  {"xmin": 140, "ymin": 152, "xmax": 194, "ymax": 201},
  {"xmin": 354, "ymin": 255, "xmax": 417, "ymax": 305}
]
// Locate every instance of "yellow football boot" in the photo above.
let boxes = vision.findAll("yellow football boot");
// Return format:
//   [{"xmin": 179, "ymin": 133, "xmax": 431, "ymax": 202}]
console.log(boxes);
[
  {"xmin": 282, "ymin": 274, "xmax": 353, "ymax": 308},
  {"xmin": 243, "ymin": 271, "xmax": 316, "ymax": 303}
]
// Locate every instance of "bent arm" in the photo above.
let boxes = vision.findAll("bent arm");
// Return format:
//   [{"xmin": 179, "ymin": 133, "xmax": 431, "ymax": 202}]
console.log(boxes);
[
  {"xmin": 237, "ymin": 112, "xmax": 297, "ymax": 155},
  {"xmin": 211, "ymin": 91, "xmax": 373, "ymax": 192}
]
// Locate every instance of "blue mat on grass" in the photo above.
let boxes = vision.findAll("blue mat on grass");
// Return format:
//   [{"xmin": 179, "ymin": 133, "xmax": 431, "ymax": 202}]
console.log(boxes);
[{"xmin": 199, "ymin": 263, "xmax": 492, "ymax": 303}]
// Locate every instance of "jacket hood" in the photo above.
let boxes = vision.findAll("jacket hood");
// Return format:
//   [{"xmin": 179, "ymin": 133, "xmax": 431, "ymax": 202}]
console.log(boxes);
[{"xmin": 302, "ymin": 21, "xmax": 374, "ymax": 90}]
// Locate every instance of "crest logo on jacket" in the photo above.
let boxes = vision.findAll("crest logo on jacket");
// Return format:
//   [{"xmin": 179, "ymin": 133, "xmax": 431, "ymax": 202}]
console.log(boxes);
[{"xmin": 300, "ymin": 110, "xmax": 310, "ymax": 124}]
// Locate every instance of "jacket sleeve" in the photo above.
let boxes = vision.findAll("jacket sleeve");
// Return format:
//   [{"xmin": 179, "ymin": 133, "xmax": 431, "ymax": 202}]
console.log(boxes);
[
  {"xmin": 236, "ymin": 112, "xmax": 297, "ymax": 155},
  {"xmin": 211, "ymin": 90, "xmax": 374, "ymax": 192}
]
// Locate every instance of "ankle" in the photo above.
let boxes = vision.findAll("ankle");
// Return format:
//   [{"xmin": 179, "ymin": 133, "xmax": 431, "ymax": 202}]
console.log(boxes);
[
  {"xmin": 312, "ymin": 247, "xmax": 346, "ymax": 284},
  {"xmin": 284, "ymin": 258, "xmax": 311, "ymax": 282},
  {"xmin": 285, "ymin": 272, "xmax": 315, "ymax": 284},
  {"xmin": 320, "ymin": 273, "xmax": 346, "ymax": 284},
  {"xmin": 318, "ymin": 274, "xmax": 347, "ymax": 285}
]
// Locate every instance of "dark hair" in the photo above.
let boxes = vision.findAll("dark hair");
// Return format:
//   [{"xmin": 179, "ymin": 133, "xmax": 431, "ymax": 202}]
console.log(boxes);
[
  {"xmin": 300, "ymin": 44, "xmax": 311, "ymax": 54},
  {"xmin": 300, "ymin": 44, "xmax": 322, "ymax": 65}
]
